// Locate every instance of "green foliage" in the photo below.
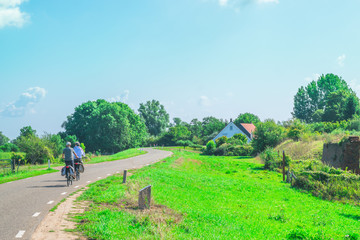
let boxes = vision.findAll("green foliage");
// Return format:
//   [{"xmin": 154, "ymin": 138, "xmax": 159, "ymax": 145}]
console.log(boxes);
[
  {"xmin": 287, "ymin": 119, "xmax": 307, "ymax": 141},
  {"xmin": 16, "ymin": 135, "xmax": 52, "ymax": 164},
  {"xmin": 80, "ymin": 143, "xmax": 86, "ymax": 152},
  {"xmin": 63, "ymin": 99, "xmax": 147, "ymax": 153},
  {"xmin": 138, "ymin": 100, "xmax": 170, "ymax": 136},
  {"xmin": 19, "ymin": 126, "xmax": 36, "ymax": 138},
  {"xmin": 293, "ymin": 73, "xmax": 359, "ymax": 123},
  {"xmin": 234, "ymin": 112, "xmax": 260, "ymax": 125},
  {"xmin": 204, "ymin": 140, "xmax": 216, "ymax": 155},
  {"xmin": 252, "ymin": 119, "xmax": 285, "ymax": 153},
  {"xmin": 261, "ymin": 148, "xmax": 281, "ymax": 171},
  {"xmin": 201, "ymin": 116, "xmax": 226, "ymax": 140},
  {"xmin": 230, "ymin": 133, "xmax": 248, "ymax": 144},
  {"xmin": 0, "ymin": 131, "xmax": 9, "ymax": 146},
  {"xmin": 11, "ymin": 152, "xmax": 26, "ymax": 165},
  {"xmin": 168, "ymin": 125, "xmax": 191, "ymax": 142},
  {"xmin": 42, "ymin": 133, "xmax": 64, "ymax": 157},
  {"xmin": 175, "ymin": 140, "xmax": 192, "ymax": 149},
  {"xmin": 215, "ymin": 136, "xmax": 227, "ymax": 147},
  {"xmin": 0, "ymin": 143, "xmax": 20, "ymax": 152}
]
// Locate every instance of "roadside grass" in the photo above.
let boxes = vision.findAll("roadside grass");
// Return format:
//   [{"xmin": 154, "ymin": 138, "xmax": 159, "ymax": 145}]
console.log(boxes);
[
  {"xmin": 74, "ymin": 150, "xmax": 360, "ymax": 239},
  {"xmin": 0, "ymin": 152, "xmax": 13, "ymax": 159},
  {"xmin": 86, "ymin": 148, "xmax": 147, "ymax": 164},
  {"xmin": 0, "ymin": 168, "xmax": 58, "ymax": 184},
  {"xmin": 0, "ymin": 148, "xmax": 146, "ymax": 185}
]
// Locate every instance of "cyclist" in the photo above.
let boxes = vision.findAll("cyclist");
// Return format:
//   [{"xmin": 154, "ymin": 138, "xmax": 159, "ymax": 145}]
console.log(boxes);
[
  {"xmin": 62, "ymin": 142, "xmax": 78, "ymax": 178},
  {"xmin": 73, "ymin": 142, "xmax": 85, "ymax": 172}
]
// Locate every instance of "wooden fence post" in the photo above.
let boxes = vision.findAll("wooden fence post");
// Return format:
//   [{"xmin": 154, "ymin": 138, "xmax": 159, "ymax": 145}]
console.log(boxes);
[
  {"xmin": 122, "ymin": 170, "xmax": 127, "ymax": 184},
  {"xmin": 282, "ymin": 151, "xmax": 285, "ymax": 182}
]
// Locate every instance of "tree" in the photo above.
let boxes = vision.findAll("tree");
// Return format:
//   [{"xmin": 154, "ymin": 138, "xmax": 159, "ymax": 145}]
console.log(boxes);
[
  {"xmin": 189, "ymin": 118, "xmax": 203, "ymax": 138},
  {"xmin": 16, "ymin": 135, "xmax": 52, "ymax": 164},
  {"xmin": 19, "ymin": 126, "xmax": 36, "ymax": 138},
  {"xmin": 138, "ymin": 100, "xmax": 169, "ymax": 136},
  {"xmin": 234, "ymin": 113, "xmax": 260, "ymax": 125},
  {"xmin": 286, "ymin": 119, "xmax": 306, "ymax": 141},
  {"xmin": 42, "ymin": 133, "xmax": 64, "ymax": 157},
  {"xmin": 202, "ymin": 117, "xmax": 226, "ymax": 139},
  {"xmin": 293, "ymin": 74, "xmax": 358, "ymax": 123},
  {"xmin": 252, "ymin": 119, "xmax": 285, "ymax": 153},
  {"xmin": 322, "ymin": 90, "xmax": 350, "ymax": 122},
  {"xmin": 0, "ymin": 131, "xmax": 9, "ymax": 146},
  {"xmin": 63, "ymin": 99, "xmax": 147, "ymax": 153},
  {"xmin": 168, "ymin": 125, "xmax": 191, "ymax": 142}
]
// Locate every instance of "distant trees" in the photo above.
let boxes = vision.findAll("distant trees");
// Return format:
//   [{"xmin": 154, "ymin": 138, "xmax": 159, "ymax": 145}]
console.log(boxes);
[
  {"xmin": 138, "ymin": 100, "xmax": 169, "ymax": 136},
  {"xmin": 0, "ymin": 131, "xmax": 9, "ymax": 146},
  {"xmin": 293, "ymin": 74, "xmax": 360, "ymax": 123},
  {"xmin": 234, "ymin": 113, "xmax": 260, "ymax": 125},
  {"xmin": 63, "ymin": 99, "xmax": 147, "ymax": 153}
]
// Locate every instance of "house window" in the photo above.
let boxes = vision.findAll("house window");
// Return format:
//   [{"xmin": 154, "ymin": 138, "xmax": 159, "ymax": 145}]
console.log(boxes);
[{"xmin": 230, "ymin": 126, "xmax": 233, "ymax": 131}]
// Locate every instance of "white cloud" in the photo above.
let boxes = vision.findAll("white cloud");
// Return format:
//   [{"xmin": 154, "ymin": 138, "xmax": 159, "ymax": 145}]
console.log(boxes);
[
  {"xmin": 304, "ymin": 73, "xmax": 320, "ymax": 83},
  {"xmin": 0, "ymin": 0, "xmax": 29, "ymax": 29},
  {"xmin": 219, "ymin": 0, "xmax": 228, "ymax": 6},
  {"xmin": 107, "ymin": 90, "xmax": 130, "ymax": 103},
  {"xmin": 349, "ymin": 79, "xmax": 360, "ymax": 95},
  {"xmin": 214, "ymin": 0, "xmax": 278, "ymax": 8},
  {"xmin": 0, "ymin": 87, "xmax": 46, "ymax": 117},
  {"xmin": 257, "ymin": 0, "xmax": 279, "ymax": 4},
  {"xmin": 337, "ymin": 54, "xmax": 346, "ymax": 67},
  {"xmin": 199, "ymin": 95, "xmax": 215, "ymax": 107}
]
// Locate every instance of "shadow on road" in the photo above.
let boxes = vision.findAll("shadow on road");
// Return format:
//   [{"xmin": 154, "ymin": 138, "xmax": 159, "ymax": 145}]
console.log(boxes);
[
  {"xmin": 41, "ymin": 180, "xmax": 67, "ymax": 183},
  {"xmin": 27, "ymin": 184, "xmax": 66, "ymax": 188}
]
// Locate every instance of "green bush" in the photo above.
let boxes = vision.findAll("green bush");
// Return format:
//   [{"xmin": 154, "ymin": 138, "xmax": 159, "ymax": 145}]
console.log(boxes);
[
  {"xmin": 215, "ymin": 136, "xmax": 228, "ymax": 147},
  {"xmin": 252, "ymin": 120, "xmax": 286, "ymax": 153},
  {"xmin": 203, "ymin": 141, "xmax": 216, "ymax": 155},
  {"xmin": 261, "ymin": 148, "xmax": 282, "ymax": 171},
  {"xmin": 0, "ymin": 143, "xmax": 20, "ymax": 152},
  {"xmin": 16, "ymin": 135, "xmax": 52, "ymax": 164}
]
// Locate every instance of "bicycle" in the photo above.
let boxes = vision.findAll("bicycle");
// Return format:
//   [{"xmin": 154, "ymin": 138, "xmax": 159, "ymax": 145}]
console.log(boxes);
[
  {"xmin": 74, "ymin": 162, "xmax": 81, "ymax": 181},
  {"xmin": 65, "ymin": 165, "xmax": 73, "ymax": 187}
]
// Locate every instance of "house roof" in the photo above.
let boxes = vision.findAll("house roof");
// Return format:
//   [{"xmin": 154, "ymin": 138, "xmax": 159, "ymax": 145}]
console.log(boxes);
[{"xmin": 240, "ymin": 123, "xmax": 256, "ymax": 135}]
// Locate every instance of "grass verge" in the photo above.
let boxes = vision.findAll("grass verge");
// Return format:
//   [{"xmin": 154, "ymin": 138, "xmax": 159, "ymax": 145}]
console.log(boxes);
[
  {"xmin": 74, "ymin": 149, "xmax": 360, "ymax": 239},
  {"xmin": 86, "ymin": 148, "xmax": 147, "ymax": 164},
  {"xmin": 0, "ymin": 148, "xmax": 146, "ymax": 185},
  {"xmin": 0, "ymin": 168, "xmax": 58, "ymax": 184}
]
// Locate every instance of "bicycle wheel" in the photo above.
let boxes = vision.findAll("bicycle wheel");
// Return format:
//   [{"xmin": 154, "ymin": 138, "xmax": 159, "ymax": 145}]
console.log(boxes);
[
  {"xmin": 76, "ymin": 170, "xmax": 80, "ymax": 181},
  {"xmin": 67, "ymin": 175, "xmax": 71, "ymax": 187}
]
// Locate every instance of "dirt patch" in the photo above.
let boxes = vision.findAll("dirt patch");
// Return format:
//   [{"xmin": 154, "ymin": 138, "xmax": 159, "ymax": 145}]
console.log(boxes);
[
  {"xmin": 187, "ymin": 158, "xmax": 202, "ymax": 165},
  {"xmin": 31, "ymin": 190, "xmax": 88, "ymax": 240},
  {"xmin": 171, "ymin": 157, "xmax": 185, "ymax": 168}
]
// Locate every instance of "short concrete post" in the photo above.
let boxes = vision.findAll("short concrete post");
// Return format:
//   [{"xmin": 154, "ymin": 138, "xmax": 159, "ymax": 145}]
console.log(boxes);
[
  {"xmin": 48, "ymin": 159, "xmax": 51, "ymax": 169},
  {"xmin": 11, "ymin": 159, "xmax": 15, "ymax": 173},
  {"xmin": 282, "ymin": 151, "xmax": 285, "ymax": 182},
  {"xmin": 138, "ymin": 185, "xmax": 151, "ymax": 210},
  {"xmin": 122, "ymin": 170, "xmax": 127, "ymax": 184}
]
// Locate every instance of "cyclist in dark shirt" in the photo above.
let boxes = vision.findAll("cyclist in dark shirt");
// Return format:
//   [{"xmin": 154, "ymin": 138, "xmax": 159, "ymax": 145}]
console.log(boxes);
[{"xmin": 62, "ymin": 142, "xmax": 78, "ymax": 169}]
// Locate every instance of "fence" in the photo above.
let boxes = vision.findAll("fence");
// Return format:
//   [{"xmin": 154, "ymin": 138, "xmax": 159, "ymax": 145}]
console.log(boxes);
[{"xmin": 0, "ymin": 159, "xmax": 14, "ymax": 174}]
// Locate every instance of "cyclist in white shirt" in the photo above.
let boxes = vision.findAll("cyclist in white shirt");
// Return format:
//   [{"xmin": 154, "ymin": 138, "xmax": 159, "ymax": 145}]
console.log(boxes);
[{"xmin": 74, "ymin": 142, "xmax": 85, "ymax": 164}]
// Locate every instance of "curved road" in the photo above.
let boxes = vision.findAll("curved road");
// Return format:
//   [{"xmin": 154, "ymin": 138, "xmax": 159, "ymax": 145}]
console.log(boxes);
[{"xmin": 0, "ymin": 148, "xmax": 172, "ymax": 240}]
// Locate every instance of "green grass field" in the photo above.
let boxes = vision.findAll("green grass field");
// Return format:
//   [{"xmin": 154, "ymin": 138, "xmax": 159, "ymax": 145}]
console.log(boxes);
[
  {"xmin": 87, "ymin": 148, "xmax": 147, "ymax": 164},
  {"xmin": 0, "ymin": 152, "xmax": 12, "ymax": 159},
  {"xmin": 75, "ymin": 150, "xmax": 360, "ymax": 239},
  {"xmin": 0, "ymin": 148, "xmax": 146, "ymax": 185}
]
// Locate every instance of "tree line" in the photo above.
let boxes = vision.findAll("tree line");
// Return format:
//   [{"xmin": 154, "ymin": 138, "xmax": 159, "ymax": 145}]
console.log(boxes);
[{"xmin": 1, "ymin": 72, "xmax": 359, "ymax": 163}]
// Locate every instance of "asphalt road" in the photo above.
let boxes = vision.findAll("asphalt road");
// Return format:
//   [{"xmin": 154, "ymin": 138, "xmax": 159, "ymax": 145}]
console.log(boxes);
[{"xmin": 0, "ymin": 148, "xmax": 172, "ymax": 240}]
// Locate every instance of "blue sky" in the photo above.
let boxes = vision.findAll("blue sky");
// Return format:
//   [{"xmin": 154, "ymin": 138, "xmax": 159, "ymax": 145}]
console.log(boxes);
[{"xmin": 0, "ymin": 0, "xmax": 359, "ymax": 139}]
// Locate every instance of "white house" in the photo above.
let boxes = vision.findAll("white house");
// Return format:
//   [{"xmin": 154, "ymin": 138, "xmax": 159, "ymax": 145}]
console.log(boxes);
[{"xmin": 213, "ymin": 119, "xmax": 256, "ymax": 143}]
